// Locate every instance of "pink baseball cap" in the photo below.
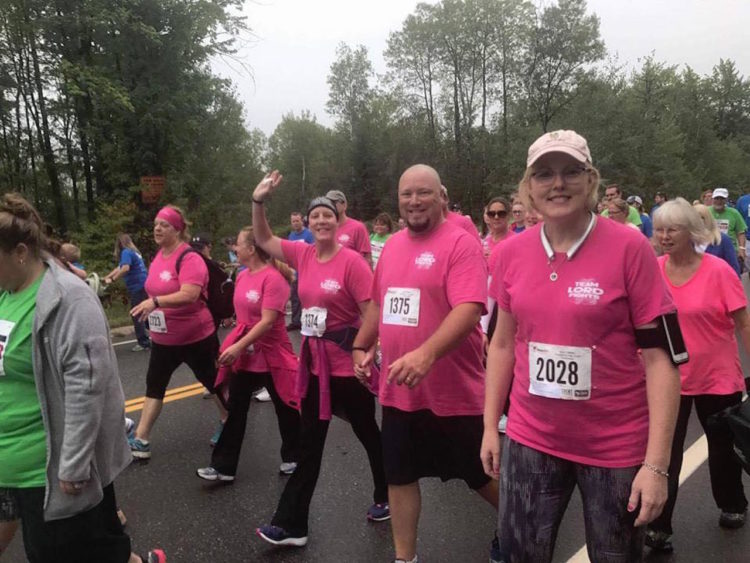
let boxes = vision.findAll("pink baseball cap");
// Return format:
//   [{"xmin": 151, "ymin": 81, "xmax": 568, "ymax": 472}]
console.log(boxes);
[{"xmin": 527, "ymin": 130, "xmax": 592, "ymax": 168}]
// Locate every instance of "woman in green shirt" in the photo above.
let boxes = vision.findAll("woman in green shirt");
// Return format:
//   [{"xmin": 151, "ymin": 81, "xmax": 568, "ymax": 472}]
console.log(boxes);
[
  {"xmin": 369, "ymin": 212, "xmax": 393, "ymax": 269},
  {"xmin": 0, "ymin": 193, "xmax": 164, "ymax": 563}
]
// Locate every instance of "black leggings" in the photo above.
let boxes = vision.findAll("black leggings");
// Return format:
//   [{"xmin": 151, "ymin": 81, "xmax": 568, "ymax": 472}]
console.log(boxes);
[
  {"xmin": 145, "ymin": 333, "xmax": 219, "ymax": 399},
  {"xmin": 211, "ymin": 371, "xmax": 300, "ymax": 476},
  {"xmin": 271, "ymin": 375, "xmax": 388, "ymax": 536},
  {"xmin": 650, "ymin": 392, "xmax": 747, "ymax": 535}
]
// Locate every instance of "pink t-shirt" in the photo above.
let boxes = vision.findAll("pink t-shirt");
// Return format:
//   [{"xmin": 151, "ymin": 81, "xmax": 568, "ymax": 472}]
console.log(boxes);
[
  {"xmin": 337, "ymin": 217, "xmax": 371, "ymax": 258},
  {"xmin": 490, "ymin": 219, "xmax": 675, "ymax": 467},
  {"xmin": 372, "ymin": 220, "xmax": 488, "ymax": 416},
  {"xmin": 281, "ymin": 239, "xmax": 372, "ymax": 376},
  {"xmin": 446, "ymin": 211, "xmax": 481, "ymax": 243},
  {"xmin": 144, "ymin": 243, "xmax": 214, "ymax": 346},
  {"xmin": 658, "ymin": 253, "xmax": 747, "ymax": 395},
  {"xmin": 483, "ymin": 231, "xmax": 513, "ymax": 262},
  {"xmin": 232, "ymin": 266, "xmax": 291, "ymax": 373}
]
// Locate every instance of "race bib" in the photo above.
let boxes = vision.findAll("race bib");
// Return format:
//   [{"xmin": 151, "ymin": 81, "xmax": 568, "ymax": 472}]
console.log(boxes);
[
  {"xmin": 383, "ymin": 288, "xmax": 420, "ymax": 327},
  {"xmin": 301, "ymin": 307, "xmax": 327, "ymax": 337},
  {"xmin": 717, "ymin": 219, "xmax": 730, "ymax": 234},
  {"xmin": 528, "ymin": 341, "xmax": 591, "ymax": 400},
  {"xmin": 0, "ymin": 320, "xmax": 15, "ymax": 377},
  {"xmin": 147, "ymin": 310, "xmax": 168, "ymax": 334}
]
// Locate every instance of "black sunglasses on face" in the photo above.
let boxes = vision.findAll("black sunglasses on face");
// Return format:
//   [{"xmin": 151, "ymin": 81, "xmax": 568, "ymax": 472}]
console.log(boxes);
[{"xmin": 486, "ymin": 210, "xmax": 508, "ymax": 218}]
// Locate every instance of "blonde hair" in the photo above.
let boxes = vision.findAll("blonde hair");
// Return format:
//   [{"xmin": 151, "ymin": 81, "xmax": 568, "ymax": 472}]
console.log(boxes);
[
  {"xmin": 60, "ymin": 243, "xmax": 81, "ymax": 262},
  {"xmin": 518, "ymin": 165, "xmax": 601, "ymax": 214},
  {"xmin": 238, "ymin": 226, "xmax": 295, "ymax": 284},
  {"xmin": 607, "ymin": 198, "xmax": 630, "ymax": 217},
  {"xmin": 653, "ymin": 198, "xmax": 712, "ymax": 246},
  {"xmin": 114, "ymin": 233, "xmax": 141, "ymax": 262},
  {"xmin": 692, "ymin": 204, "xmax": 722, "ymax": 245}
]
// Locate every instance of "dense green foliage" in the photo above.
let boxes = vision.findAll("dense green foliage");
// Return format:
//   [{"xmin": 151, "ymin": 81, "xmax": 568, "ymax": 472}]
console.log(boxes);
[{"xmin": 1, "ymin": 0, "xmax": 749, "ymax": 268}]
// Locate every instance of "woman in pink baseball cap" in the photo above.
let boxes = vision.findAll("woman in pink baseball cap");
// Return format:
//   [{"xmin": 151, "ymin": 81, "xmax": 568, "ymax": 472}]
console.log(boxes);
[
  {"xmin": 128, "ymin": 205, "xmax": 225, "ymax": 460},
  {"xmin": 483, "ymin": 130, "xmax": 682, "ymax": 562}
]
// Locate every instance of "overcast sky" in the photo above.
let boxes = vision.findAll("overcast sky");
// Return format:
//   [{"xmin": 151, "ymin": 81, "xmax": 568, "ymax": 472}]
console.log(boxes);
[{"xmin": 210, "ymin": 0, "xmax": 750, "ymax": 136}]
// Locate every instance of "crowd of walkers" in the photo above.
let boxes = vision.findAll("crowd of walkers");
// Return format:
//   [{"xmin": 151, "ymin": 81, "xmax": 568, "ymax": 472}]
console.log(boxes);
[{"xmin": 1, "ymin": 128, "xmax": 749, "ymax": 563}]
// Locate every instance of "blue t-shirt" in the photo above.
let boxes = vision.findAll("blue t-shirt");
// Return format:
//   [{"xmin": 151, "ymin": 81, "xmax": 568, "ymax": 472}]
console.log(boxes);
[
  {"xmin": 735, "ymin": 194, "xmax": 750, "ymax": 235},
  {"xmin": 119, "ymin": 248, "xmax": 147, "ymax": 292},
  {"xmin": 639, "ymin": 214, "xmax": 653, "ymax": 238},
  {"xmin": 706, "ymin": 233, "xmax": 741, "ymax": 278},
  {"xmin": 288, "ymin": 228, "xmax": 314, "ymax": 244}
]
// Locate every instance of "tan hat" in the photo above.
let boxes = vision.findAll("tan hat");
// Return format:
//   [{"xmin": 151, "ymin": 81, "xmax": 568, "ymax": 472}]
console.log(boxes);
[
  {"xmin": 325, "ymin": 190, "xmax": 347, "ymax": 204},
  {"xmin": 527, "ymin": 130, "xmax": 592, "ymax": 168}
]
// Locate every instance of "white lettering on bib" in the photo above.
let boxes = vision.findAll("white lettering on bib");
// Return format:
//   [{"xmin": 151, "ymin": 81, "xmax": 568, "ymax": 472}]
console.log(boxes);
[
  {"xmin": 0, "ymin": 320, "xmax": 15, "ymax": 377},
  {"xmin": 383, "ymin": 288, "xmax": 420, "ymax": 327},
  {"xmin": 528, "ymin": 341, "xmax": 591, "ymax": 400},
  {"xmin": 301, "ymin": 307, "xmax": 327, "ymax": 337},
  {"xmin": 717, "ymin": 219, "xmax": 730, "ymax": 234},
  {"xmin": 148, "ymin": 310, "xmax": 168, "ymax": 334}
]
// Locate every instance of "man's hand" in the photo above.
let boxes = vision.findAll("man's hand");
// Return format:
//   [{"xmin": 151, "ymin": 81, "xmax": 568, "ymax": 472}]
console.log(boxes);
[
  {"xmin": 387, "ymin": 346, "xmax": 435, "ymax": 388},
  {"xmin": 353, "ymin": 348, "xmax": 374, "ymax": 385}
]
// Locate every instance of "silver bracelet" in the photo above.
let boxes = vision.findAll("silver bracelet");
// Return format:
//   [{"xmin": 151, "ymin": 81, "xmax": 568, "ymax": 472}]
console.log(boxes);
[{"xmin": 642, "ymin": 461, "xmax": 669, "ymax": 478}]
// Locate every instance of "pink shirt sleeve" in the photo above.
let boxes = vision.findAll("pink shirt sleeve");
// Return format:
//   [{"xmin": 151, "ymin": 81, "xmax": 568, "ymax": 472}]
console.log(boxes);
[
  {"xmin": 489, "ymin": 244, "xmax": 510, "ymax": 312},
  {"xmin": 355, "ymin": 222, "xmax": 372, "ymax": 255},
  {"xmin": 625, "ymin": 236, "xmax": 675, "ymax": 326},
  {"xmin": 346, "ymin": 252, "xmax": 374, "ymax": 304},
  {"xmin": 261, "ymin": 271, "xmax": 290, "ymax": 314},
  {"xmin": 717, "ymin": 259, "xmax": 748, "ymax": 313},
  {"xmin": 446, "ymin": 234, "xmax": 488, "ymax": 310},
  {"xmin": 280, "ymin": 239, "xmax": 305, "ymax": 270},
  {"xmin": 178, "ymin": 251, "xmax": 208, "ymax": 288}
]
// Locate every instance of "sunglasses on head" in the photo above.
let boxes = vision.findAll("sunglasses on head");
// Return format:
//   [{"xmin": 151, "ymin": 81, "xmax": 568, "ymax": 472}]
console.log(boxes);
[{"xmin": 486, "ymin": 210, "xmax": 508, "ymax": 218}]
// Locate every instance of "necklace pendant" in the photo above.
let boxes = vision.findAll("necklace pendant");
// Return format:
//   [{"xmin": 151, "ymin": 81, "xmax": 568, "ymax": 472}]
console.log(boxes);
[{"xmin": 549, "ymin": 272, "xmax": 558, "ymax": 282}]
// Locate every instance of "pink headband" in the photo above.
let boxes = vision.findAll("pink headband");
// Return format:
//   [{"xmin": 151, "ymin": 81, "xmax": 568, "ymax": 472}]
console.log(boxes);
[{"xmin": 156, "ymin": 207, "xmax": 185, "ymax": 232}]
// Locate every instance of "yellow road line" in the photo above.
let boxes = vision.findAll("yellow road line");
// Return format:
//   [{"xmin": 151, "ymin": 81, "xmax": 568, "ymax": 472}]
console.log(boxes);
[{"xmin": 124, "ymin": 382, "xmax": 205, "ymax": 408}]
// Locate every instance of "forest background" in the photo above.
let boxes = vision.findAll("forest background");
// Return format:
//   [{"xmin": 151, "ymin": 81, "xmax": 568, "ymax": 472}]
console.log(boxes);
[{"xmin": 1, "ymin": 0, "xmax": 749, "ymax": 279}]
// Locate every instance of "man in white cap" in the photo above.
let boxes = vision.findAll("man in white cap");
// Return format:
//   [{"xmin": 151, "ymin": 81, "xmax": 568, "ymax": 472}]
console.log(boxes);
[
  {"xmin": 325, "ymin": 190, "xmax": 372, "ymax": 265},
  {"xmin": 710, "ymin": 188, "xmax": 747, "ymax": 262},
  {"xmin": 626, "ymin": 195, "xmax": 653, "ymax": 238}
]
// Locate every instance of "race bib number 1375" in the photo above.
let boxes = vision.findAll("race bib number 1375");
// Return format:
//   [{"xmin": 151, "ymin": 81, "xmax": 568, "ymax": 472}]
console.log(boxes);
[{"xmin": 383, "ymin": 288, "xmax": 420, "ymax": 327}]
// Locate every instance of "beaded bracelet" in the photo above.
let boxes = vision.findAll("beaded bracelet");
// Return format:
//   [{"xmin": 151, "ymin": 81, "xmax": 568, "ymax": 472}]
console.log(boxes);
[{"xmin": 642, "ymin": 461, "xmax": 669, "ymax": 478}]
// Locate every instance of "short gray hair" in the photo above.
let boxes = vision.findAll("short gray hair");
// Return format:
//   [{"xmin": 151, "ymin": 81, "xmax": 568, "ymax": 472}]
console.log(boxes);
[{"xmin": 653, "ymin": 197, "xmax": 712, "ymax": 246}]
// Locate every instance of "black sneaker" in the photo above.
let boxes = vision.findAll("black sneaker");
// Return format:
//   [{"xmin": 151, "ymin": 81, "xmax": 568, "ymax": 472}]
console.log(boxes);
[
  {"xmin": 645, "ymin": 529, "xmax": 673, "ymax": 552},
  {"xmin": 719, "ymin": 510, "xmax": 746, "ymax": 529}
]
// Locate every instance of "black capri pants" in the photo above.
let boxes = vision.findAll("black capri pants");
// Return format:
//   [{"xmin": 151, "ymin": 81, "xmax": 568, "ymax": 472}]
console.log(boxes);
[{"xmin": 145, "ymin": 332, "xmax": 219, "ymax": 399}]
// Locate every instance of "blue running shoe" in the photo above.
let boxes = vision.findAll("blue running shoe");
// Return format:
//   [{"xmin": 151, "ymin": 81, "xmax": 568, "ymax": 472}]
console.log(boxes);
[
  {"xmin": 366, "ymin": 502, "xmax": 391, "ymax": 522},
  {"xmin": 128, "ymin": 436, "xmax": 151, "ymax": 459},
  {"xmin": 256, "ymin": 525, "xmax": 308, "ymax": 547},
  {"xmin": 125, "ymin": 417, "xmax": 135, "ymax": 440}
]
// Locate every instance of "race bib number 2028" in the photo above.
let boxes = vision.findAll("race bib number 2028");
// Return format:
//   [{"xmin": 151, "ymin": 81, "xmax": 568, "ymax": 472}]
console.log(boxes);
[{"xmin": 528, "ymin": 341, "xmax": 592, "ymax": 401}]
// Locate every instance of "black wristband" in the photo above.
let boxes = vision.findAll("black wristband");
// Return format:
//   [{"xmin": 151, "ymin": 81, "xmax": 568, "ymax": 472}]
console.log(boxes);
[
  {"xmin": 252, "ymin": 198, "xmax": 264, "ymax": 205},
  {"xmin": 153, "ymin": 296, "xmax": 160, "ymax": 308},
  {"xmin": 352, "ymin": 346, "xmax": 368, "ymax": 352}
]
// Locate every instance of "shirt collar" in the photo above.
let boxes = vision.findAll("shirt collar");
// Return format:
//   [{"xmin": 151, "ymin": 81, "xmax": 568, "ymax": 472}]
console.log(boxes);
[{"xmin": 540, "ymin": 212, "xmax": 597, "ymax": 261}]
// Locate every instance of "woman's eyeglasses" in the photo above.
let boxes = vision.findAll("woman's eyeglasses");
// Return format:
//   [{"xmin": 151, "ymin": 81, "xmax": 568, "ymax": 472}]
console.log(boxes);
[
  {"xmin": 531, "ymin": 167, "xmax": 590, "ymax": 187},
  {"xmin": 486, "ymin": 210, "xmax": 508, "ymax": 219}
]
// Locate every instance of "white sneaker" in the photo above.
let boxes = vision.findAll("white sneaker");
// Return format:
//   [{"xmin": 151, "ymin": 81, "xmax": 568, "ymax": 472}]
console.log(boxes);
[
  {"xmin": 279, "ymin": 462, "xmax": 297, "ymax": 475},
  {"xmin": 254, "ymin": 388, "xmax": 272, "ymax": 402},
  {"xmin": 196, "ymin": 466, "xmax": 235, "ymax": 482}
]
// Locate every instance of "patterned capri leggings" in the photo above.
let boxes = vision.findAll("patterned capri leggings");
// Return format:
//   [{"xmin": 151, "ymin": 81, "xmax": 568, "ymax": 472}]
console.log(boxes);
[{"xmin": 497, "ymin": 439, "xmax": 644, "ymax": 563}]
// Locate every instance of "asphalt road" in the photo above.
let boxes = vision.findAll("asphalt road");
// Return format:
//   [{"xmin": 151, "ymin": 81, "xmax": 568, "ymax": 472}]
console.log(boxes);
[{"xmin": 5, "ymin": 326, "xmax": 750, "ymax": 562}]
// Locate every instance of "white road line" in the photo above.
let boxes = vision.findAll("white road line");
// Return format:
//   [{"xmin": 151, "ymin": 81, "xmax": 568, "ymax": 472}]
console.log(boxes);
[
  {"xmin": 112, "ymin": 339, "xmax": 137, "ymax": 347},
  {"xmin": 566, "ymin": 435, "xmax": 708, "ymax": 562}
]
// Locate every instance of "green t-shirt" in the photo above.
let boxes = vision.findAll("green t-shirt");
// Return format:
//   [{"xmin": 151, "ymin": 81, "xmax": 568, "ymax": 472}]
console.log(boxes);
[
  {"xmin": 370, "ymin": 233, "xmax": 391, "ymax": 269},
  {"xmin": 0, "ymin": 274, "xmax": 47, "ymax": 487},
  {"xmin": 601, "ymin": 205, "xmax": 643, "ymax": 227},
  {"xmin": 710, "ymin": 207, "xmax": 747, "ymax": 250}
]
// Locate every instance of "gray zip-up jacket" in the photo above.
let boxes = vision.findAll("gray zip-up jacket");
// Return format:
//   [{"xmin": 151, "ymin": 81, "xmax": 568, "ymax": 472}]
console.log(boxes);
[{"xmin": 32, "ymin": 259, "xmax": 131, "ymax": 521}]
